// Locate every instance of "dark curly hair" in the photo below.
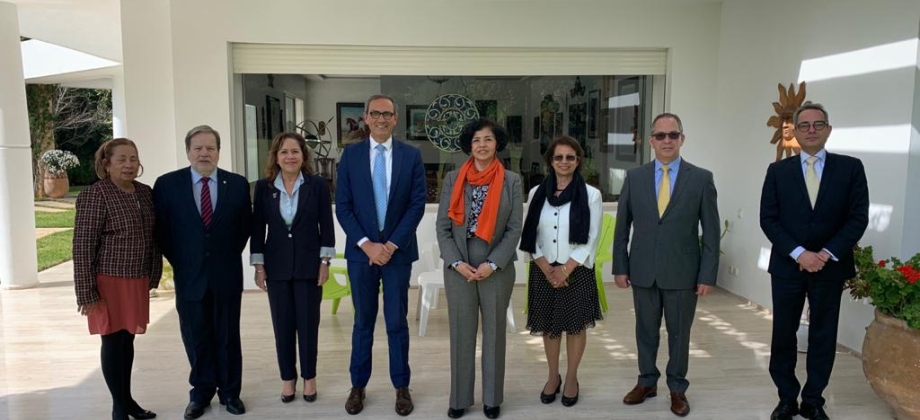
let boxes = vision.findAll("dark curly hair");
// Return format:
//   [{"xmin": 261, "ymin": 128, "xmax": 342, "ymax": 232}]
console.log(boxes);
[{"xmin": 458, "ymin": 118, "xmax": 508, "ymax": 155}]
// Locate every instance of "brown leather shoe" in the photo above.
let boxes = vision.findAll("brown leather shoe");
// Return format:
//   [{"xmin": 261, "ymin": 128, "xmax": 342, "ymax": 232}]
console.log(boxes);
[
  {"xmin": 623, "ymin": 385, "xmax": 657, "ymax": 405},
  {"xmin": 395, "ymin": 387, "xmax": 414, "ymax": 416},
  {"xmin": 670, "ymin": 392, "xmax": 689, "ymax": 417},
  {"xmin": 345, "ymin": 387, "xmax": 365, "ymax": 415}
]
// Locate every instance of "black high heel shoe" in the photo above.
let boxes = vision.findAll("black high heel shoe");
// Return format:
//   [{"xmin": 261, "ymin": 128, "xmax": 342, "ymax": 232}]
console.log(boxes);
[
  {"xmin": 540, "ymin": 374, "xmax": 561, "ymax": 404},
  {"xmin": 302, "ymin": 392, "xmax": 317, "ymax": 402},
  {"xmin": 560, "ymin": 381, "xmax": 579, "ymax": 407},
  {"xmin": 126, "ymin": 401, "xmax": 157, "ymax": 419},
  {"xmin": 281, "ymin": 380, "xmax": 296, "ymax": 403}
]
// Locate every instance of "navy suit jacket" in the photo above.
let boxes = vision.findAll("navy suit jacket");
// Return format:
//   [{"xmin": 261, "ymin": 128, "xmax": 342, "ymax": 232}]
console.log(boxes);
[
  {"xmin": 760, "ymin": 152, "xmax": 869, "ymax": 281},
  {"xmin": 153, "ymin": 167, "xmax": 252, "ymax": 301},
  {"xmin": 250, "ymin": 174, "xmax": 335, "ymax": 281},
  {"xmin": 335, "ymin": 138, "xmax": 426, "ymax": 265}
]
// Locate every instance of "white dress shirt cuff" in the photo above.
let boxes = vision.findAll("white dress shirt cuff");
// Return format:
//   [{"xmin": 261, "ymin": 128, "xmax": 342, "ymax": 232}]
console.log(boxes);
[
  {"xmin": 790, "ymin": 246, "xmax": 805, "ymax": 262},
  {"xmin": 822, "ymin": 248, "xmax": 839, "ymax": 261},
  {"xmin": 320, "ymin": 247, "xmax": 336, "ymax": 259},
  {"xmin": 357, "ymin": 237, "xmax": 369, "ymax": 247},
  {"xmin": 250, "ymin": 254, "xmax": 265, "ymax": 265}
]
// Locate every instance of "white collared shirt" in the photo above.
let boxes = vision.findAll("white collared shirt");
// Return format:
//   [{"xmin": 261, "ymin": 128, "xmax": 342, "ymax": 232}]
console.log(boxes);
[
  {"xmin": 190, "ymin": 167, "xmax": 218, "ymax": 214},
  {"xmin": 527, "ymin": 184, "xmax": 603, "ymax": 268}
]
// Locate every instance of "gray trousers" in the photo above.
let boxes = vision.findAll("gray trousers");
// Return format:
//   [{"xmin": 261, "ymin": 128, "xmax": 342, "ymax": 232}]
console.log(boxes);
[
  {"xmin": 632, "ymin": 283, "xmax": 698, "ymax": 393},
  {"xmin": 444, "ymin": 238, "xmax": 515, "ymax": 409}
]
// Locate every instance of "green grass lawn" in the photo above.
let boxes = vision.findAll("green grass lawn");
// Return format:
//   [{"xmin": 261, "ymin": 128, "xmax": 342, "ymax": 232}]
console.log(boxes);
[
  {"xmin": 37, "ymin": 229, "xmax": 74, "ymax": 271},
  {"xmin": 35, "ymin": 210, "xmax": 76, "ymax": 228}
]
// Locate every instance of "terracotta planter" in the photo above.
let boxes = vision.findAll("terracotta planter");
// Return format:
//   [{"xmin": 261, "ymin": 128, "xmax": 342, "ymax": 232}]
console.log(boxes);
[
  {"xmin": 43, "ymin": 173, "xmax": 69, "ymax": 198},
  {"xmin": 862, "ymin": 309, "xmax": 920, "ymax": 420}
]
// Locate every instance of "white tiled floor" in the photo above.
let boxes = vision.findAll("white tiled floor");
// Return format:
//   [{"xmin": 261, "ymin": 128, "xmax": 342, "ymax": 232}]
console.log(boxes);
[{"xmin": 0, "ymin": 262, "xmax": 894, "ymax": 419}]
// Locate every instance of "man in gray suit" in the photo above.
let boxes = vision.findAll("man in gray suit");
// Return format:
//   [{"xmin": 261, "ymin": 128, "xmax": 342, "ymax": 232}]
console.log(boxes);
[{"xmin": 613, "ymin": 113, "xmax": 720, "ymax": 417}]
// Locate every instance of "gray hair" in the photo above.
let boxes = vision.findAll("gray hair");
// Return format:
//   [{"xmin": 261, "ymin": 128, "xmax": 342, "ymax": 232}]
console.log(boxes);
[
  {"xmin": 651, "ymin": 112, "xmax": 684, "ymax": 132},
  {"xmin": 793, "ymin": 102, "xmax": 829, "ymax": 125},
  {"xmin": 185, "ymin": 125, "xmax": 221, "ymax": 151},
  {"xmin": 364, "ymin": 94, "xmax": 398, "ymax": 114}
]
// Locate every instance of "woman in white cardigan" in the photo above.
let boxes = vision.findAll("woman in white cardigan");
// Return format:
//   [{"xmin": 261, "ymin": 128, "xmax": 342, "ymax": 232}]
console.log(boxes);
[{"xmin": 519, "ymin": 135, "xmax": 603, "ymax": 408}]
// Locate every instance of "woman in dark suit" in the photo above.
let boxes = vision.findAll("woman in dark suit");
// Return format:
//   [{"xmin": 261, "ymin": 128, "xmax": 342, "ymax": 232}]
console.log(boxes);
[
  {"xmin": 435, "ymin": 119, "xmax": 524, "ymax": 419},
  {"xmin": 250, "ymin": 132, "xmax": 335, "ymax": 403},
  {"xmin": 520, "ymin": 136, "xmax": 603, "ymax": 408},
  {"xmin": 73, "ymin": 138, "xmax": 160, "ymax": 420}
]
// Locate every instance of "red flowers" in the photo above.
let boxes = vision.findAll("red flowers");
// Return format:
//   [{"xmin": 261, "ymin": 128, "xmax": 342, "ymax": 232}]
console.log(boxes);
[
  {"xmin": 896, "ymin": 265, "xmax": 920, "ymax": 284},
  {"xmin": 879, "ymin": 260, "xmax": 887, "ymax": 267}
]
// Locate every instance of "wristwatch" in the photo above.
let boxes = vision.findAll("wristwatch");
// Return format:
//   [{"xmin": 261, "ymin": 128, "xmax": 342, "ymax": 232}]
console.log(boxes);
[
  {"xmin": 487, "ymin": 260, "xmax": 498, "ymax": 271},
  {"xmin": 320, "ymin": 259, "xmax": 332, "ymax": 266}
]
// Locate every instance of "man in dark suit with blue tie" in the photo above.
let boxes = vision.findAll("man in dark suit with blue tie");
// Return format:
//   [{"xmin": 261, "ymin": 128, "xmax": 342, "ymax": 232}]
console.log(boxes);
[
  {"xmin": 336, "ymin": 94, "xmax": 426, "ymax": 416},
  {"xmin": 153, "ymin": 125, "xmax": 252, "ymax": 419},
  {"xmin": 761, "ymin": 103, "xmax": 869, "ymax": 420}
]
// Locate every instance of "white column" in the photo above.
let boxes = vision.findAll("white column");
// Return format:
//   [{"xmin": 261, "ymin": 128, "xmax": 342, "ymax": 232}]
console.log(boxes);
[
  {"xmin": 120, "ymin": 0, "xmax": 178, "ymax": 184},
  {"xmin": 112, "ymin": 70, "xmax": 127, "ymax": 138},
  {"xmin": 0, "ymin": 1, "xmax": 39, "ymax": 289}
]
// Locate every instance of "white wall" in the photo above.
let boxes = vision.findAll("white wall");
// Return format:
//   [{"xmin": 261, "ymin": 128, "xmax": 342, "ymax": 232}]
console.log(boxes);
[
  {"xmin": 713, "ymin": 0, "xmax": 920, "ymax": 351},
  {"xmin": 160, "ymin": 0, "xmax": 721, "ymax": 180}
]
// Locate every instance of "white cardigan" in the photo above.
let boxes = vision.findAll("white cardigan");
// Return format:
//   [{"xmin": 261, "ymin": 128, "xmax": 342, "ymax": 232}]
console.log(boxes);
[{"xmin": 527, "ymin": 184, "xmax": 603, "ymax": 268}]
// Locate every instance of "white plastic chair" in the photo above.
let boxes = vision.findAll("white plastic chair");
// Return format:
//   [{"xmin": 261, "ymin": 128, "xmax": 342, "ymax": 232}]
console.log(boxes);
[{"xmin": 416, "ymin": 270, "xmax": 516, "ymax": 337}]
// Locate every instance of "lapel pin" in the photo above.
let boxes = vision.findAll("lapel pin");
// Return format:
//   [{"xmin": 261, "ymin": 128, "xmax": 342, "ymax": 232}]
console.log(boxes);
[{"xmin": 272, "ymin": 192, "xmax": 278, "ymax": 199}]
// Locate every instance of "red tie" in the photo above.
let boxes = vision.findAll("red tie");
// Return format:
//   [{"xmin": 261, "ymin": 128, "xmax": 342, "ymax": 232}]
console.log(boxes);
[{"xmin": 200, "ymin": 177, "xmax": 213, "ymax": 227}]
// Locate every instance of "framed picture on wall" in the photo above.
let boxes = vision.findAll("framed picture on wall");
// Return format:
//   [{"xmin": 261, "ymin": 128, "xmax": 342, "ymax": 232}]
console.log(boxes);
[
  {"xmin": 336, "ymin": 102, "xmax": 367, "ymax": 148},
  {"xmin": 506, "ymin": 115, "xmax": 522, "ymax": 144},
  {"xmin": 405, "ymin": 105, "xmax": 428, "ymax": 140},
  {"xmin": 587, "ymin": 89, "xmax": 599, "ymax": 138},
  {"xmin": 265, "ymin": 95, "xmax": 283, "ymax": 139},
  {"xmin": 532, "ymin": 116, "xmax": 540, "ymax": 140},
  {"xmin": 475, "ymin": 100, "xmax": 497, "ymax": 121},
  {"xmin": 608, "ymin": 76, "xmax": 642, "ymax": 163}
]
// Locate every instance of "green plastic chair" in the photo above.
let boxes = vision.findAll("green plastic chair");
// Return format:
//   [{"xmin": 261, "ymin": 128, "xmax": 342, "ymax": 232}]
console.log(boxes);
[
  {"xmin": 593, "ymin": 214, "xmax": 616, "ymax": 313},
  {"xmin": 324, "ymin": 266, "xmax": 351, "ymax": 314}
]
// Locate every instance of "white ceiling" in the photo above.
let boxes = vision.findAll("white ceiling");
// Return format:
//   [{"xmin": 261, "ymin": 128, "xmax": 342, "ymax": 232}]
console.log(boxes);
[{"xmin": 11, "ymin": 0, "xmax": 122, "ymax": 62}]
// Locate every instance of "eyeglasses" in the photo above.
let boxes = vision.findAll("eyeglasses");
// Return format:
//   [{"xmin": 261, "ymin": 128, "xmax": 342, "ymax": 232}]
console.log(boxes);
[
  {"xmin": 367, "ymin": 111, "xmax": 395, "ymax": 120},
  {"xmin": 651, "ymin": 131, "xmax": 682, "ymax": 141},
  {"xmin": 553, "ymin": 154, "xmax": 578, "ymax": 162},
  {"xmin": 796, "ymin": 121, "xmax": 828, "ymax": 132}
]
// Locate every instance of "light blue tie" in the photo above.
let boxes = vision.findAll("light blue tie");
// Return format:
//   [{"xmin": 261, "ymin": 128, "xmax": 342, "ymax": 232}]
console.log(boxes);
[{"xmin": 373, "ymin": 144, "xmax": 388, "ymax": 230}]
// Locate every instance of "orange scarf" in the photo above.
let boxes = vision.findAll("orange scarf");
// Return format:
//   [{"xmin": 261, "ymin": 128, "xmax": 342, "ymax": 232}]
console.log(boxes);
[{"xmin": 448, "ymin": 158, "xmax": 505, "ymax": 244}]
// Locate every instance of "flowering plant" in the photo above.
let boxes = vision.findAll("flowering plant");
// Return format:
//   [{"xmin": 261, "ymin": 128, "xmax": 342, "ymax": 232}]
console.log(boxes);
[
  {"xmin": 847, "ymin": 245, "xmax": 920, "ymax": 329},
  {"xmin": 40, "ymin": 149, "xmax": 80, "ymax": 176}
]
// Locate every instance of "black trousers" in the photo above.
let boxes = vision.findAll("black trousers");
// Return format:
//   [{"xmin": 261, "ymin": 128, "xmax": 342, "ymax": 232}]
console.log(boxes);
[
  {"xmin": 770, "ymin": 274, "xmax": 844, "ymax": 407},
  {"xmin": 176, "ymin": 290, "xmax": 243, "ymax": 404},
  {"xmin": 101, "ymin": 330, "xmax": 137, "ymax": 420},
  {"xmin": 267, "ymin": 278, "xmax": 323, "ymax": 381}
]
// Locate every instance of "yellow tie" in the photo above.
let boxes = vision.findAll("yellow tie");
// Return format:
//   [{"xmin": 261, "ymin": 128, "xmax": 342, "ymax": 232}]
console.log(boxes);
[
  {"xmin": 805, "ymin": 156, "xmax": 819, "ymax": 206},
  {"xmin": 658, "ymin": 164, "xmax": 670, "ymax": 217}
]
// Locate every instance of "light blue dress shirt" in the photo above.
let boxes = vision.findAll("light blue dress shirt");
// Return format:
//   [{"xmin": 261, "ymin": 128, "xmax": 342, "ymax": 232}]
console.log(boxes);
[
  {"xmin": 190, "ymin": 168, "xmax": 218, "ymax": 214},
  {"xmin": 654, "ymin": 156, "xmax": 681, "ymax": 197}
]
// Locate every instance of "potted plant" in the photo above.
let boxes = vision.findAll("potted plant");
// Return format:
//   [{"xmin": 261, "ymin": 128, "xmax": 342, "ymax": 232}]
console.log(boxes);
[
  {"xmin": 40, "ymin": 149, "xmax": 79, "ymax": 198},
  {"xmin": 847, "ymin": 245, "xmax": 920, "ymax": 420}
]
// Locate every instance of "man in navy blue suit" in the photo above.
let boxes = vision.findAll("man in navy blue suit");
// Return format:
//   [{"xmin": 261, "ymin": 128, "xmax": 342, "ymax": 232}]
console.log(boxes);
[
  {"xmin": 760, "ymin": 103, "xmax": 869, "ymax": 420},
  {"xmin": 154, "ymin": 125, "xmax": 252, "ymax": 420},
  {"xmin": 336, "ymin": 95, "xmax": 426, "ymax": 416}
]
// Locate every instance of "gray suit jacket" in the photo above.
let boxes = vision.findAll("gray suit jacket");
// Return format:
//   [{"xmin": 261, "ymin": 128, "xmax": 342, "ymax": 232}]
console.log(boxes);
[
  {"xmin": 612, "ymin": 159, "xmax": 720, "ymax": 289},
  {"xmin": 436, "ymin": 169, "xmax": 523, "ymax": 270}
]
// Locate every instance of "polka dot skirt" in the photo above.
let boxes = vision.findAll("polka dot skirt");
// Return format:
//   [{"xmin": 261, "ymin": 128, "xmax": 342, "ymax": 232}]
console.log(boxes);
[{"xmin": 526, "ymin": 263, "xmax": 603, "ymax": 339}]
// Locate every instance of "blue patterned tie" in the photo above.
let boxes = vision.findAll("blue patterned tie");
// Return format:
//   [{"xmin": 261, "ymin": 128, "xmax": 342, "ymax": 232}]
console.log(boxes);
[{"xmin": 373, "ymin": 144, "xmax": 388, "ymax": 230}]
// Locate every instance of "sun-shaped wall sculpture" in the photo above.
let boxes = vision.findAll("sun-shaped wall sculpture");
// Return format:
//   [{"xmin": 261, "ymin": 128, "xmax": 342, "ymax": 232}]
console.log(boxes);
[
  {"xmin": 766, "ymin": 82, "xmax": 806, "ymax": 162},
  {"xmin": 425, "ymin": 94, "xmax": 480, "ymax": 152}
]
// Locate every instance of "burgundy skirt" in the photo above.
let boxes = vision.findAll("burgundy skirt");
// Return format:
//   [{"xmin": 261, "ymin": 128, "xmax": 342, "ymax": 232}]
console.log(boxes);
[{"xmin": 87, "ymin": 274, "xmax": 150, "ymax": 335}]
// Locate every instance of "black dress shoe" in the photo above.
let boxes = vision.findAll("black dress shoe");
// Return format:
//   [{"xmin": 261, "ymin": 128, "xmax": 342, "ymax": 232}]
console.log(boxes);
[
  {"xmin": 447, "ymin": 407, "xmax": 465, "ymax": 418},
  {"xmin": 183, "ymin": 401, "xmax": 207, "ymax": 420},
  {"xmin": 281, "ymin": 393, "xmax": 295, "ymax": 403},
  {"xmin": 770, "ymin": 401, "xmax": 799, "ymax": 420},
  {"xmin": 483, "ymin": 405, "xmax": 501, "ymax": 419},
  {"xmin": 540, "ymin": 374, "xmax": 561, "ymax": 404},
  {"xmin": 800, "ymin": 403, "xmax": 830, "ymax": 420},
  {"xmin": 303, "ymin": 392, "xmax": 317, "ymax": 403},
  {"xmin": 223, "ymin": 398, "xmax": 246, "ymax": 415},
  {"xmin": 560, "ymin": 382, "xmax": 579, "ymax": 407}
]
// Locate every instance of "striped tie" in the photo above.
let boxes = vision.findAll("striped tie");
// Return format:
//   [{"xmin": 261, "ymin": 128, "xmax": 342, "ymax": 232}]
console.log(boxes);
[{"xmin": 200, "ymin": 177, "xmax": 213, "ymax": 227}]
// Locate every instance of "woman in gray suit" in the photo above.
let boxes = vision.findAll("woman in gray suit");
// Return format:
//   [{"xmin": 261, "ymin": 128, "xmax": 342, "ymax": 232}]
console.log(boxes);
[{"xmin": 436, "ymin": 118, "xmax": 524, "ymax": 419}]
